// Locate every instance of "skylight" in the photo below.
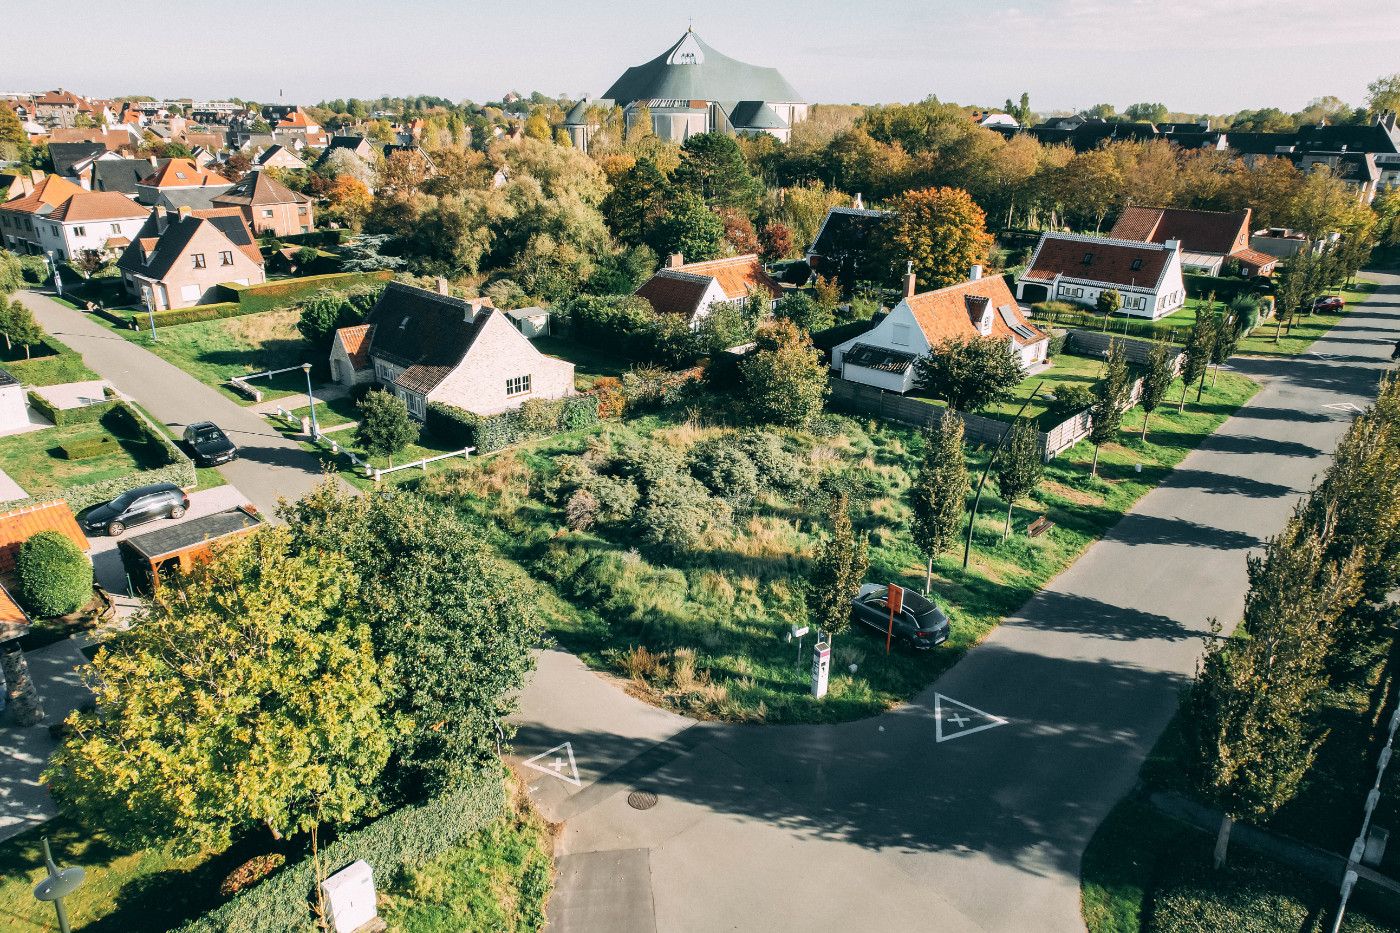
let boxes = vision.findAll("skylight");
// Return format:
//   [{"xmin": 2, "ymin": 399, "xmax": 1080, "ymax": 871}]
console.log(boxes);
[
  {"xmin": 1130, "ymin": 258, "xmax": 1143, "ymax": 271},
  {"xmin": 1082, "ymin": 252, "xmax": 1093, "ymax": 265}
]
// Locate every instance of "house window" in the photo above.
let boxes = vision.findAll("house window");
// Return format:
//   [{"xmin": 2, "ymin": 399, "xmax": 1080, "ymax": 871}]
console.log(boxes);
[
  {"xmin": 506, "ymin": 374, "xmax": 531, "ymax": 397},
  {"xmin": 261, "ymin": 208, "xmax": 274, "ymax": 218},
  {"xmin": 1074, "ymin": 288, "xmax": 1084, "ymax": 298},
  {"xmin": 192, "ymin": 253, "xmax": 206, "ymax": 269},
  {"xmin": 71, "ymin": 225, "xmax": 85, "ymax": 237},
  {"xmin": 891, "ymin": 323, "xmax": 910, "ymax": 347},
  {"xmin": 404, "ymin": 391, "xmax": 425, "ymax": 419},
  {"xmin": 110, "ymin": 223, "xmax": 121, "ymax": 233},
  {"xmin": 219, "ymin": 250, "xmax": 233, "ymax": 266},
  {"xmin": 1130, "ymin": 258, "xmax": 1142, "ymax": 271}
]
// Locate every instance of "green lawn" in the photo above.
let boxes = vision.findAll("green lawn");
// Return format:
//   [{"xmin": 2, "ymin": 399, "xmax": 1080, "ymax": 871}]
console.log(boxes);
[
  {"xmin": 418, "ymin": 366, "xmax": 1258, "ymax": 724},
  {"xmin": 3, "ymin": 336, "xmax": 100, "ymax": 387},
  {"xmin": 99, "ymin": 307, "xmax": 316, "ymax": 405},
  {"xmin": 0, "ymin": 415, "xmax": 164, "ymax": 497},
  {"xmin": 986, "ymin": 352, "xmax": 1105, "ymax": 428},
  {"xmin": 532, "ymin": 335, "xmax": 633, "ymax": 391},
  {"xmin": 380, "ymin": 781, "xmax": 552, "ymax": 933},
  {"xmin": 123, "ymin": 400, "xmax": 227, "ymax": 493},
  {"xmin": 284, "ymin": 394, "xmax": 359, "ymax": 429}
]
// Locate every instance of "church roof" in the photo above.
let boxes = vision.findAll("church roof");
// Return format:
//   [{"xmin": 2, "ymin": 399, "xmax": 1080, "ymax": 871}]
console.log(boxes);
[
  {"xmin": 728, "ymin": 101, "xmax": 787, "ymax": 130},
  {"xmin": 602, "ymin": 30, "xmax": 803, "ymax": 106}
]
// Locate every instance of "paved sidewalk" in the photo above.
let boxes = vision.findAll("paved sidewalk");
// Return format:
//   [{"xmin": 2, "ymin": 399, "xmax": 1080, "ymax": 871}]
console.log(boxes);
[{"xmin": 18, "ymin": 291, "xmax": 351, "ymax": 517}]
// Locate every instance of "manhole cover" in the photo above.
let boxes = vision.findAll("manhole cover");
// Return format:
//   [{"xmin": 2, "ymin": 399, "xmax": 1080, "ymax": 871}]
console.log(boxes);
[{"xmin": 627, "ymin": 791, "xmax": 659, "ymax": 811}]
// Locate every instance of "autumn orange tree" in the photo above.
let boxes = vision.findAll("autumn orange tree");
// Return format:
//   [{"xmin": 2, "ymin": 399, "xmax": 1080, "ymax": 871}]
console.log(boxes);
[{"xmin": 883, "ymin": 186, "xmax": 993, "ymax": 291}]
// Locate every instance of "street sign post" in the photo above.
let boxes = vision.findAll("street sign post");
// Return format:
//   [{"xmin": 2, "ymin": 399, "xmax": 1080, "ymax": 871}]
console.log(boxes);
[
  {"xmin": 885, "ymin": 584, "xmax": 904, "ymax": 654},
  {"xmin": 811, "ymin": 641, "xmax": 831, "ymax": 699},
  {"xmin": 788, "ymin": 625, "xmax": 809, "ymax": 668}
]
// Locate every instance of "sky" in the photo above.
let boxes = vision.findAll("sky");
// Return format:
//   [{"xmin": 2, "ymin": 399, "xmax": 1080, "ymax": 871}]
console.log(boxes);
[{"xmin": 3, "ymin": 0, "xmax": 1396, "ymax": 116}]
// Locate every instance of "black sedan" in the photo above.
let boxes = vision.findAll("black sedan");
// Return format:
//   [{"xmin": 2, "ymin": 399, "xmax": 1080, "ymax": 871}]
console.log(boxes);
[
  {"xmin": 79, "ymin": 483, "xmax": 189, "ymax": 537},
  {"xmin": 182, "ymin": 421, "xmax": 237, "ymax": 466},
  {"xmin": 850, "ymin": 584, "xmax": 951, "ymax": 649}
]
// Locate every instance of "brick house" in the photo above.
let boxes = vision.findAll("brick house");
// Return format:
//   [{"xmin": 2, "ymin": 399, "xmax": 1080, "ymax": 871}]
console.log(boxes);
[
  {"xmin": 831, "ymin": 266, "xmax": 1048, "ymax": 394},
  {"xmin": 330, "ymin": 281, "xmax": 574, "ymax": 418},
  {"xmin": 117, "ymin": 206, "xmax": 264, "ymax": 311},
  {"xmin": 635, "ymin": 253, "xmax": 781, "ymax": 327},
  {"xmin": 1109, "ymin": 205, "xmax": 1278, "ymax": 277},
  {"xmin": 1016, "ymin": 232, "xmax": 1187, "ymax": 319},
  {"xmin": 210, "ymin": 170, "xmax": 313, "ymax": 237}
]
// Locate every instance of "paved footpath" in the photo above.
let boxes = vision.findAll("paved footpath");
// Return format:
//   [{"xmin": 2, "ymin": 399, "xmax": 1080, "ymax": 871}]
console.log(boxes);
[
  {"xmin": 513, "ymin": 272, "xmax": 1400, "ymax": 932},
  {"xmin": 18, "ymin": 290, "xmax": 344, "ymax": 517}
]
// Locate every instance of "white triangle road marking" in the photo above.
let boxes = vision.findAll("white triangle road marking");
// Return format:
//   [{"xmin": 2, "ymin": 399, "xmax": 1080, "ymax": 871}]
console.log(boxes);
[
  {"xmin": 1323, "ymin": 402, "xmax": 1365, "ymax": 414},
  {"xmin": 934, "ymin": 693, "xmax": 1009, "ymax": 743},
  {"xmin": 522, "ymin": 741, "xmax": 582, "ymax": 786}
]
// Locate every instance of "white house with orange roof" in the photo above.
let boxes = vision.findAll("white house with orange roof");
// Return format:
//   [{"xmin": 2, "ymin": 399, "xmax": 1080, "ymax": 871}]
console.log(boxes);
[
  {"xmin": 0, "ymin": 173, "xmax": 84, "ymax": 253},
  {"xmin": 831, "ymin": 266, "xmax": 1048, "ymax": 394},
  {"xmin": 634, "ymin": 253, "xmax": 781, "ymax": 328},
  {"xmin": 33, "ymin": 190, "xmax": 149, "ymax": 261}
]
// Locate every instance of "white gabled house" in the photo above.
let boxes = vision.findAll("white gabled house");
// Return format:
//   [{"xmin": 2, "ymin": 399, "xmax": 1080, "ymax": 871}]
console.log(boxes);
[
  {"xmin": 1015, "ymin": 232, "xmax": 1186, "ymax": 319},
  {"xmin": 634, "ymin": 253, "xmax": 781, "ymax": 328},
  {"xmin": 832, "ymin": 267, "xmax": 1049, "ymax": 395}
]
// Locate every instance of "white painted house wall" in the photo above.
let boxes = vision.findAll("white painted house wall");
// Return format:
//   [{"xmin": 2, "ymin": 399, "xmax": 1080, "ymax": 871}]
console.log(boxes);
[
  {"xmin": 38, "ymin": 213, "xmax": 149, "ymax": 261},
  {"xmin": 831, "ymin": 303, "xmax": 930, "ymax": 393},
  {"xmin": 1030, "ymin": 248, "xmax": 1186, "ymax": 320}
]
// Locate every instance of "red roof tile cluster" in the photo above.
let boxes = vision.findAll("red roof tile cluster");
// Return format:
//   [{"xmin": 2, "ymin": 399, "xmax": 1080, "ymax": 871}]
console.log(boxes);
[
  {"xmin": 1024, "ymin": 233, "xmax": 1174, "ymax": 289},
  {"xmin": 636, "ymin": 254, "xmax": 780, "ymax": 319},
  {"xmin": 334, "ymin": 324, "xmax": 373, "ymax": 370},
  {"xmin": 47, "ymin": 190, "xmax": 146, "ymax": 222},
  {"xmin": 0, "ymin": 500, "xmax": 89, "ymax": 575},
  {"xmin": 905, "ymin": 275, "xmax": 1046, "ymax": 348},
  {"xmin": 1109, "ymin": 205, "xmax": 1251, "ymax": 256},
  {"xmin": 140, "ymin": 158, "xmax": 231, "ymax": 189},
  {"xmin": 0, "ymin": 174, "xmax": 83, "ymax": 216}
]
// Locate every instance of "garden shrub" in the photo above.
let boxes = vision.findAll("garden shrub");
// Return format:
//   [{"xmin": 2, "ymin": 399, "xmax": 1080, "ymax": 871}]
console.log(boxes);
[
  {"xmin": 175, "ymin": 777, "xmax": 504, "ymax": 933},
  {"xmin": 687, "ymin": 438, "xmax": 760, "ymax": 506},
  {"xmin": 1048, "ymin": 383, "xmax": 1096, "ymax": 417},
  {"xmin": 17, "ymin": 530, "xmax": 92, "ymax": 616},
  {"xmin": 732, "ymin": 430, "xmax": 803, "ymax": 492},
  {"xmin": 27, "ymin": 393, "xmax": 117, "ymax": 427},
  {"xmin": 57, "ymin": 435, "xmax": 117, "ymax": 460},
  {"xmin": 1147, "ymin": 851, "xmax": 1322, "ymax": 933},
  {"xmin": 1046, "ymin": 329, "xmax": 1069, "ymax": 357},
  {"xmin": 429, "ymin": 396, "xmax": 599, "ymax": 454},
  {"xmin": 18, "ymin": 254, "xmax": 48, "ymax": 285},
  {"xmin": 633, "ymin": 472, "xmax": 729, "ymax": 556}
]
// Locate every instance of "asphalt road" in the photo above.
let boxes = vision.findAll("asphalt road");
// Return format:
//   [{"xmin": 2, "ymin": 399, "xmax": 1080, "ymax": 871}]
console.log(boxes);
[
  {"xmin": 514, "ymin": 271, "xmax": 1400, "ymax": 932},
  {"xmin": 19, "ymin": 290, "xmax": 344, "ymax": 517}
]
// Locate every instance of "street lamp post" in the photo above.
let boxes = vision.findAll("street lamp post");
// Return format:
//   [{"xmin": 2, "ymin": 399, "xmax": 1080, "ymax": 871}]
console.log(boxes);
[
  {"xmin": 302, "ymin": 363, "xmax": 319, "ymax": 438},
  {"xmin": 962, "ymin": 381, "xmax": 1046, "ymax": 572},
  {"xmin": 33, "ymin": 836, "xmax": 83, "ymax": 933}
]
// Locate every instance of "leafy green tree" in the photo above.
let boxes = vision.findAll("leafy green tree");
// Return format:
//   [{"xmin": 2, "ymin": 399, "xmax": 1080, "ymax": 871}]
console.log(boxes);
[
  {"xmin": 1211, "ymin": 304, "xmax": 1242, "ymax": 385},
  {"xmin": 773, "ymin": 292, "xmax": 834, "ymax": 334},
  {"xmin": 280, "ymin": 484, "xmax": 542, "ymax": 793},
  {"xmin": 910, "ymin": 413, "xmax": 970, "ymax": 593},
  {"xmin": 1123, "ymin": 102, "xmax": 1169, "ymax": 123},
  {"xmin": 738, "ymin": 320, "xmax": 829, "ymax": 427},
  {"xmin": 356, "ymin": 388, "xmax": 419, "ymax": 465},
  {"xmin": 17, "ymin": 531, "xmax": 92, "ymax": 616},
  {"xmin": 915, "ymin": 336, "xmax": 1023, "ymax": 412},
  {"xmin": 883, "ymin": 187, "xmax": 993, "ymax": 291},
  {"xmin": 655, "ymin": 191, "xmax": 725, "ymax": 262},
  {"xmin": 46, "ymin": 529, "xmax": 392, "ymax": 854},
  {"xmin": 1138, "ymin": 341, "xmax": 1175, "ymax": 441},
  {"xmin": 1096, "ymin": 288, "xmax": 1122, "ymax": 316},
  {"xmin": 295, "ymin": 287, "xmax": 378, "ymax": 347},
  {"xmin": 1183, "ymin": 516, "xmax": 1360, "ymax": 866},
  {"xmin": 1366, "ymin": 73, "xmax": 1400, "ymax": 118},
  {"xmin": 0, "ymin": 104, "xmax": 30, "ymax": 162},
  {"xmin": 1, "ymin": 299, "xmax": 43, "ymax": 358},
  {"xmin": 804, "ymin": 494, "xmax": 869, "ymax": 638},
  {"xmin": 671, "ymin": 131, "xmax": 762, "ymax": 215},
  {"xmin": 1089, "ymin": 339, "xmax": 1129, "ymax": 476},
  {"xmin": 1180, "ymin": 312, "xmax": 1216, "ymax": 409},
  {"xmin": 601, "ymin": 157, "xmax": 671, "ymax": 249},
  {"xmin": 995, "ymin": 419, "xmax": 1043, "ymax": 539}
]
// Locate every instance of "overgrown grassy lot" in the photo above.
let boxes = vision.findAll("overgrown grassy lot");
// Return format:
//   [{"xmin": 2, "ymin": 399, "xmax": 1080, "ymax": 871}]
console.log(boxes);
[
  {"xmin": 100, "ymin": 307, "xmax": 314, "ymax": 404},
  {"xmin": 420, "ymin": 366, "xmax": 1258, "ymax": 724},
  {"xmin": 380, "ymin": 779, "xmax": 552, "ymax": 933},
  {"xmin": 0, "ymin": 413, "xmax": 164, "ymax": 496}
]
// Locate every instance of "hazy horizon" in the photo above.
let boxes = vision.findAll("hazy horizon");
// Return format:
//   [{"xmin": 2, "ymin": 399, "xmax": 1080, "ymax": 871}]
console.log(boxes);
[{"xmin": 4, "ymin": 0, "xmax": 1395, "ymax": 117}]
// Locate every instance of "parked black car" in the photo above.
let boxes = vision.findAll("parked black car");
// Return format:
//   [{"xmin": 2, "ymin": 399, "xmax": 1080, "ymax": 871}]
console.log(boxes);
[
  {"xmin": 850, "ymin": 584, "xmax": 951, "ymax": 649},
  {"xmin": 182, "ymin": 421, "xmax": 237, "ymax": 466},
  {"xmin": 78, "ymin": 483, "xmax": 189, "ymax": 537}
]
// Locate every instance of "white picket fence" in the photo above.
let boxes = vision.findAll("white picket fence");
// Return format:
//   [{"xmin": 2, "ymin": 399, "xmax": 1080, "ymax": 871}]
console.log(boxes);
[{"xmin": 368, "ymin": 447, "xmax": 475, "ymax": 482}]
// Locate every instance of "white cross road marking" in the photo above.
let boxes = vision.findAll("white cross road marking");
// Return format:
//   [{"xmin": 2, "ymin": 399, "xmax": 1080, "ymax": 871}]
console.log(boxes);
[
  {"xmin": 522, "ymin": 741, "xmax": 583, "ymax": 786},
  {"xmin": 934, "ymin": 693, "xmax": 1010, "ymax": 743}
]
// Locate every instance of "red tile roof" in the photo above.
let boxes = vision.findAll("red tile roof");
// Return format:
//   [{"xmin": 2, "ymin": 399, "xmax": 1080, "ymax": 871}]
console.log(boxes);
[
  {"xmin": 635, "ymin": 254, "xmax": 780, "ymax": 319},
  {"xmin": 334, "ymin": 324, "xmax": 372, "ymax": 369},
  {"xmin": 905, "ymin": 275, "xmax": 1046, "ymax": 348},
  {"xmin": 1109, "ymin": 205, "xmax": 1251, "ymax": 256},
  {"xmin": 47, "ymin": 190, "xmax": 147, "ymax": 222},
  {"xmin": 0, "ymin": 174, "xmax": 83, "ymax": 216},
  {"xmin": 1229, "ymin": 247, "xmax": 1279, "ymax": 270},
  {"xmin": 1024, "ymin": 233, "xmax": 1174, "ymax": 290},
  {"xmin": 140, "ymin": 158, "xmax": 231, "ymax": 188},
  {"xmin": 0, "ymin": 500, "xmax": 89, "ymax": 575}
]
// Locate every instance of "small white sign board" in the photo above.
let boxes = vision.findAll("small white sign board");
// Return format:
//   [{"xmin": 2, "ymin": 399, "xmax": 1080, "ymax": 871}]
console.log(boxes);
[
  {"xmin": 523, "ymin": 741, "xmax": 582, "ymax": 786},
  {"xmin": 321, "ymin": 859, "xmax": 377, "ymax": 933}
]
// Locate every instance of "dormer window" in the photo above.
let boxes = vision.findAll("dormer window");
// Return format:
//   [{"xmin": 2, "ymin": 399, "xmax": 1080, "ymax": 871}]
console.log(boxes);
[{"xmin": 1082, "ymin": 252, "xmax": 1094, "ymax": 266}]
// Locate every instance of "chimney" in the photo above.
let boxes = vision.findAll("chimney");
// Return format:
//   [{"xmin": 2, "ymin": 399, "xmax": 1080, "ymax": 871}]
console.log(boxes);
[
  {"xmin": 969, "ymin": 264, "xmax": 983, "ymax": 281},
  {"xmin": 29, "ymin": 169, "xmax": 43, "ymax": 185},
  {"xmin": 853, "ymin": 192, "xmax": 863, "ymax": 209},
  {"xmin": 902, "ymin": 260, "xmax": 916, "ymax": 299},
  {"xmin": 436, "ymin": 276, "xmax": 451, "ymax": 296},
  {"xmin": 1379, "ymin": 111, "xmax": 1397, "ymax": 132},
  {"xmin": 149, "ymin": 155, "xmax": 158, "ymax": 168},
  {"xmin": 154, "ymin": 205, "xmax": 168, "ymax": 234},
  {"xmin": 177, "ymin": 205, "xmax": 191, "ymax": 220},
  {"xmin": 1164, "ymin": 239, "xmax": 1180, "ymax": 252},
  {"xmin": 666, "ymin": 252, "xmax": 684, "ymax": 269}
]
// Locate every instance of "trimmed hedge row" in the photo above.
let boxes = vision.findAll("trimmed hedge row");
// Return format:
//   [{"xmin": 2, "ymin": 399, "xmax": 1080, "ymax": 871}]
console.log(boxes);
[
  {"xmin": 12, "ymin": 402, "xmax": 196, "ymax": 511},
  {"xmin": 58, "ymin": 435, "xmax": 116, "ymax": 460},
  {"xmin": 428, "ymin": 394, "xmax": 600, "ymax": 453},
  {"xmin": 127, "ymin": 271, "xmax": 393, "ymax": 329},
  {"xmin": 1183, "ymin": 272, "xmax": 1263, "ymax": 302},
  {"xmin": 27, "ymin": 392, "xmax": 118, "ymax": 427},
  {"xmin": 174, "ymin": 778, "xmax": 505, "ymax": 933}
]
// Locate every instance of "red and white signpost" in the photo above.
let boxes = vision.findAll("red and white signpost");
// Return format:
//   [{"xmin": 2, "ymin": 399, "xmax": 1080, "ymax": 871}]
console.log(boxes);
[{"xmin": 885, "ymin": 584, "xmax": 904, "ymax": 654}]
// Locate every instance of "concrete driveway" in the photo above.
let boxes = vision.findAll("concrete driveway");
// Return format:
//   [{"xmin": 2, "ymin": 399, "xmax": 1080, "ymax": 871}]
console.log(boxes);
[
  {"xmin": 17, "ymin": 291, "xmax": 348, "ymax": 518},
  {"xmin": 512, "ymin": 272, "xmax": 1400, "ymax": 932}
]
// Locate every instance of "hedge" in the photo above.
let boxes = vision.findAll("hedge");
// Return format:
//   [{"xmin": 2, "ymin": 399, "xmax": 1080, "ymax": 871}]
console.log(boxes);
[
  {"xmin": 174, "ymin": 777, "xmax": 505, "ymax": 933},
  {"xmin": 427, "ymin": 394, "xmax": 600, "ymax": 453},
  {"xmin": 58, "ymin": 434, "xmax": 117, "ymax": 460},
  {"xmin": 1183, "ymin": 272, "xmax": 1262, "ymax": 302},
  {"xmin": 127, "ymin": 271, "xmax": 393, "ymax": 329},
  {"xmin": 27, "ymin": 392, "xmax": 118, "ymax": 427},
  {"xmin": 11, "ymin": 401, "xmax": 196, "ymax": 511}
]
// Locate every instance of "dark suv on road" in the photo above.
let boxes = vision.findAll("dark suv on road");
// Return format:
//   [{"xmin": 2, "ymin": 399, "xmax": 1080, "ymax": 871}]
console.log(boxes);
[
  {"xmin": 78, "ymin": 483, "xmax": 190, "ymax": 537},
  {"xmin": 850, "ymin": 583, "xmax": 951, "ymax": 649},
  {"xmin": 182, "ymin": 421, "xmax": 237, "ymax": 466}
]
